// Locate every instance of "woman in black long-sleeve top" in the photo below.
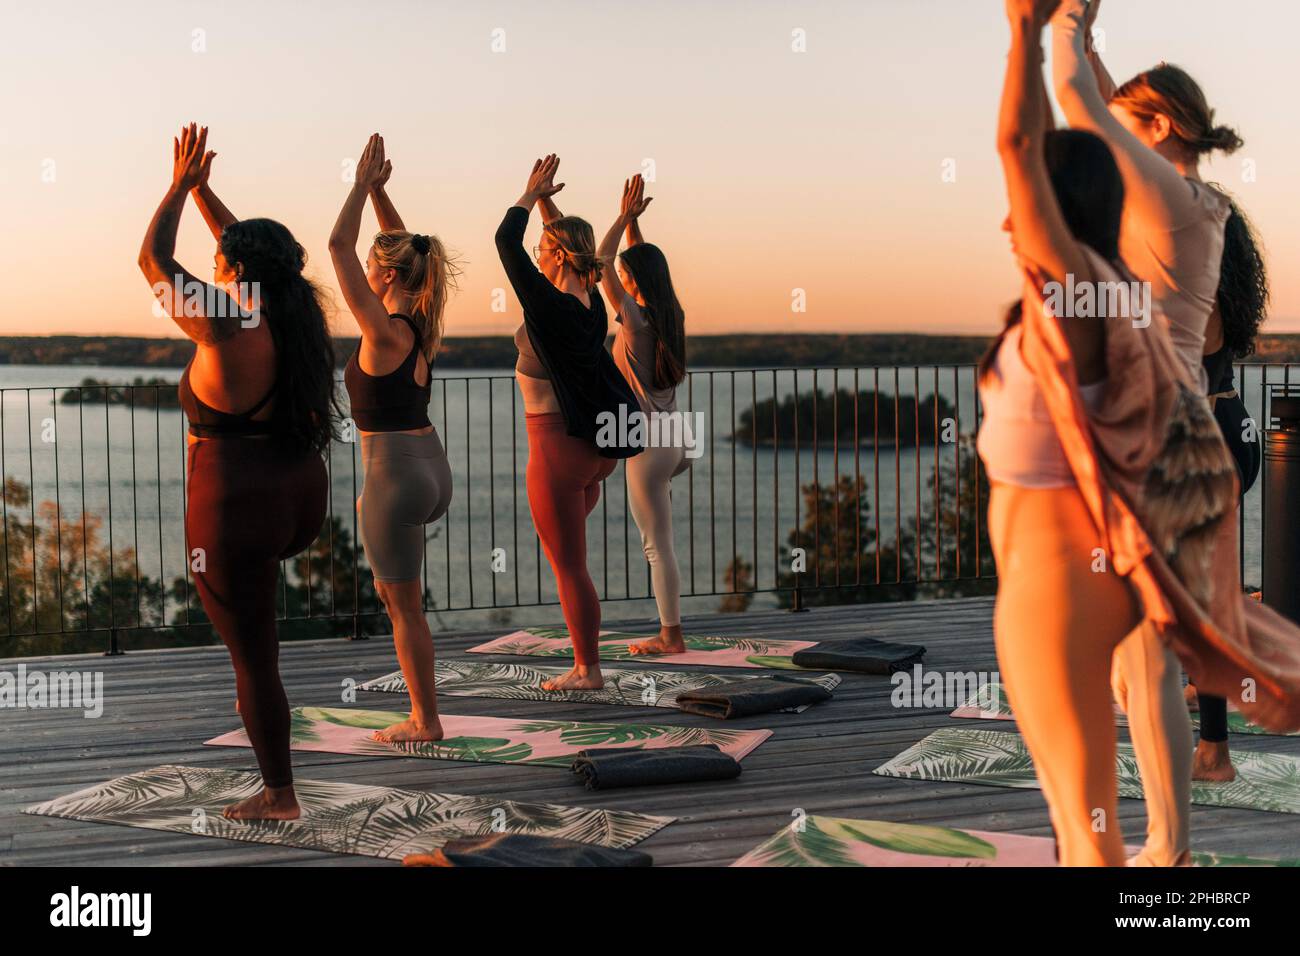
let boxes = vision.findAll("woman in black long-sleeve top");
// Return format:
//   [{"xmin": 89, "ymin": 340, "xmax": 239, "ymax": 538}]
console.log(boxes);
[{"xmin": 495, "ymin": 154, "xmax": 641, "ymax": 691}]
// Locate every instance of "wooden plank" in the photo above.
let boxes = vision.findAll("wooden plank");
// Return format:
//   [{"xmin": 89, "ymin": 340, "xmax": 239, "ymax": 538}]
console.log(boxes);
[{"xmin": 5, "ymin": 596, "xmax": 1299, "ymax": 866}]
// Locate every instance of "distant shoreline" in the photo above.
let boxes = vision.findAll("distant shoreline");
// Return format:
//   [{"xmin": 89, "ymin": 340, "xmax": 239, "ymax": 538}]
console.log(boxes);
[{"xmin": 5, "ymin": 332, "xmax": 1300, "ymax": 369}]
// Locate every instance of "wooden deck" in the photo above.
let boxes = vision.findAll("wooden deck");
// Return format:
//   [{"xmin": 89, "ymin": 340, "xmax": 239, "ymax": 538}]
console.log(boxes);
[{"xmin": 4, "ymin": 596, "xmax": 1300, "ymax": 866}]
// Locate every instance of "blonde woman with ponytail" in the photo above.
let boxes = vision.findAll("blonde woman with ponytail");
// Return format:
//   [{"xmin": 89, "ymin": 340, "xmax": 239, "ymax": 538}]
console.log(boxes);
[{"xmin": 330, "ymin": 133, "xmax": 459, "ymax": 742}]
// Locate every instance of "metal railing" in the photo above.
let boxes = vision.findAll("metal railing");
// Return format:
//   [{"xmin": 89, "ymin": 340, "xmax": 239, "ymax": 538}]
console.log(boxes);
[{"xmin": 0, "ymin": 362, "xmax": 1282, "ymax": 654}]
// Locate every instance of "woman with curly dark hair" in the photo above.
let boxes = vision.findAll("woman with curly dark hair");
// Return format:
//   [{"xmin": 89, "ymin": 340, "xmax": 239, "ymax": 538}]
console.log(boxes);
[{"xmin": 138, "ymin": 124, "xmax": 338, "ymax": 821}]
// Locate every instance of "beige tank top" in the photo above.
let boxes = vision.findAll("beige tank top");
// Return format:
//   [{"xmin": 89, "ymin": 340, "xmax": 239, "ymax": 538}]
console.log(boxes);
[{"xmin": 1118, "ymin": 179, "xmax": 1230, "ymax": 391}]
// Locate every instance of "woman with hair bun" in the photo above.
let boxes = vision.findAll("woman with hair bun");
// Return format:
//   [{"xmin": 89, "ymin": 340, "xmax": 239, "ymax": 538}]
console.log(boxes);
[
  {"xmin": 495, "ymin": 154, "xmax": 642, "ymax": 691},
  {"xmin": 330, "ymin": 134, "xmax": 460, "ymax": 742},
  {"xmin": 1053, "ymin": 0, "xmax": 1262, "ymax": 862},
  {"xmin": 139, "ymin": 124, "xmax": 337, "ymax": 820}
]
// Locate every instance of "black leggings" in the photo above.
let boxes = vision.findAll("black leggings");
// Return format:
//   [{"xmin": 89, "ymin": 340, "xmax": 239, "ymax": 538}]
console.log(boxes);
[
  {"xmin": 1196, "ymin": 393, "xmax": 1259, "ymax": 745},
  {"xmin": 186, "ymin": 438, "xmax": 328, "ymax": 788}
]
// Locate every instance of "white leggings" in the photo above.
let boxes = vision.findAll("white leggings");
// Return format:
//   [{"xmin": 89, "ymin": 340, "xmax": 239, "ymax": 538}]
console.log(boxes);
[
  {"xmin": 1111, "ymin": 622, "xmax": 1193, "ymax": 866},
  {"xmin": 625, "ymin": 443, "xmax": 690, "ymax": 627}
]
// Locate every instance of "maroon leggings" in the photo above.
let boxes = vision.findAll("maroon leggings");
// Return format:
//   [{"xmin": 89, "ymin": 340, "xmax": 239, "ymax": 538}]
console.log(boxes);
[
  {"xmin": 525, "ymin": 414, "xmax": 616, "ymax": 666},
  {"xmin": 186, "ymin": 438, "xmax": 327, "ymax": 788}
]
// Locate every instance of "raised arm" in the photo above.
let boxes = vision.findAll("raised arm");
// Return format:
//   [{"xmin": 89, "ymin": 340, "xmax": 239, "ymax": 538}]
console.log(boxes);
[
  {"xmin": 367, "ymin": 156, "xmax": 406, "ymax": 232},
  {"xmin": 623, "ymin": 175, "xmax": 650, "ymax": 248},
  {"xmin": 189, "ymin": 140, "xmax": 236, "ymax": 242},
  {"xmin": 187, "ymin": 143, "xmax": 238, "ymax": 242},
  {"xmin": 495, "ymin": 155, "xmax": 566, "ymax": 317},
  {"xmin": 537, "ymin": 157, "xmax": 565, "ymax": 224},
  {"xmin": 1051, "ymin": 0, "xmax": 1197, "ymax": 231},
  {"xmin": 137, "ymin": 124, "xmax": 244, "ymax": 345},
  {"xmin": 329, "ymin": 134, "xmax": 399, "ymax": 341},
  {"xmin": 999, "ymin": 1, "xmax": 1104, "ymax": 382},
  {"xmin": 597, "ymin": 175, "xmax": 653, "ymax": 314},
  {"xmin": 1080, "ymin": 0, "xmax": 1117, "ymax": 101}
]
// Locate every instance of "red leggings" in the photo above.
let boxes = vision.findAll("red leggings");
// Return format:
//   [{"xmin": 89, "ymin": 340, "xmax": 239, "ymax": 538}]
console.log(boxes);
[{"xmin": 525, "ymin": 413, "xmax": 616, "ymax": 666}]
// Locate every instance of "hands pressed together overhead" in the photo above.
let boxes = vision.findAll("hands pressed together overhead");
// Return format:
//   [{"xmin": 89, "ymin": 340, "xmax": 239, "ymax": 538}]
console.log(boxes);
[{"xmin": 172, "ymin": 123, "xmax": 215, "ymax": 193}]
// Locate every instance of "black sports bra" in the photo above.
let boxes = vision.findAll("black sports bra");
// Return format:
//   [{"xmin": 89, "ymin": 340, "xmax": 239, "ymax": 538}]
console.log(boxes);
[
  {"xmin": 179, "ymin": 362, "xmax": 277, "ymax": 438},
  {"xmin": 343, "ymin": 314, "xmax": 433, "ymax": 432}
]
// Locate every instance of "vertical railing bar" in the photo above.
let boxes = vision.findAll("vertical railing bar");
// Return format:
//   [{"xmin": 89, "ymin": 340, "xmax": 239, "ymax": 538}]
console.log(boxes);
[
  {"xmin": 874, "ymin": 368, "xmax": 880, "ymax": 585},
  {"xmin": 81, "ymin": 390, "xmax": 92, "ymax": 630},
  {"xmin": 914, "ymin": 366, "xmax": 921, "ymax": 581},
  {"xmin": 489, "ymin": 379, "xmax": 497, "ymax": 607},
  {"xmin": 465, "ymin": 379, "xmax": 474, "ymax": 608},
  {"xmin": 893, "ymin": 367, "xmax": 901, "ymax": 583},
  {"xmin": 512, "ymin": 376, "xmax": 520, "ymax": 606},
  {"xmin": 953, "ymin": 366, "xmax": 962, "ymax": 579},
  {"xmin": 53, "ymin": 389, "xmax": 65, "ymax": 630},
  {"xmin": 1, "ymin": 392, "xmax": 12, "ymax": 636},
  {"xmin": 26, "ymin": 390, "xmax": 38, "ymax": 632},
  {"xmin": 730, "ymin": 370, "xmax": 737, "ymax": 597},
  {"xmin": 933, "ymin": 365, "xmax": 940, "ymax": 579}
]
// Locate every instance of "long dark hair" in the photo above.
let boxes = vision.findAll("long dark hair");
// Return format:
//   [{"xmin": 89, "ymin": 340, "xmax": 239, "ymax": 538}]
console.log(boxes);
[
  {"xmin": 618, "ymin": 243, "xmax": 686, "ymax": 389},
  {"xmin": 1215, "ymin": 199, "xmax": 1269, "ymax": 358},
  {"xmin": 220, "ymin": 218, "xmax": 340, "ymax": 453},
  {"xmin": 981, "ymin": 130, "xmax": 1124, "ymax": 378}
]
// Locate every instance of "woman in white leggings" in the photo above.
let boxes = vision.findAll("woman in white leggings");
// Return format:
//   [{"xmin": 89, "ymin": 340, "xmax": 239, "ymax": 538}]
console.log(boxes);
[{"xmin": 597, "ymin": 175, "xmax": 692, "ymax": 654}]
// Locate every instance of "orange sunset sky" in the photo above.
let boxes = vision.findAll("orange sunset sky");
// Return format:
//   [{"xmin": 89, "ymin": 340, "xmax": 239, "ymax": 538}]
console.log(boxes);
[{"xmin": 2, "ymin": 0, "xmax": 1297, "ymax": 338}]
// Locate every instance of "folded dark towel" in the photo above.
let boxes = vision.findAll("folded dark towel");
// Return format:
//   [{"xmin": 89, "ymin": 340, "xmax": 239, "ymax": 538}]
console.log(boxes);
[
  {"xmin": 571, "ymin": 744, "xmax": 742, "ymax": 790},
  {"xmin": 403, "ymin": 833, "xmax": 652, "ymax": 868},
  {"xmin": 790, "ymin": 636, "xmax": 926, "ymax": 674},
  {"xmin": 675, "ymin": 675, "xmax": 834, "ymax": 719}
]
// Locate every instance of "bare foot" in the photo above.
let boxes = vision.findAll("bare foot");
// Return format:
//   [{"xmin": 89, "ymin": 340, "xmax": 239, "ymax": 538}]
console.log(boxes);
[
  {"xmin": 372, "ymin": 716, "xmax": 445, "ymax": 744},
  {"xmin": 1183, "ymin": 684, "xmax": 1199, "ymax": 710},
  {"xmin": 628, "ymin": 631, "xmax": 686, "ymax": 656},
  {"xmin": 223, "ymin": 784, "xmax": 300, "ymax": 821},
  {"xmin": 1192, "ymin": 739, "xmax": 1237, "ymax": 783},
  {"xmin": 541, "ymin": 665, "xmax": 604, "ymax": 691}
]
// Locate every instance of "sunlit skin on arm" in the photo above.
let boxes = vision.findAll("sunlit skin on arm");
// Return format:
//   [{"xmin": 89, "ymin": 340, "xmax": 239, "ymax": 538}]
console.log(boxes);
[
  {"xmin": 328, "ymin": 134, "xmax": 414, "ymax": 367},
  {"xmin": 597, "ymin": 174, "xmax": 653, "ymax": 312},
  {"xmin": 137, "ymin": 124, "xmax": 245, "ymax": 348},
  {"xmin": 1052, "ymin": 0, "xmax": 1201, "ymax": 232},
  {"xmin": 191, "ymin": 153, "xmax": 237, "ymax": 243},
  {"xmin": 367, "ymin": 154, "xmax": 406, "ymax": 232},
  {"xmin": 999, "ymin": 0, "xmax": 1105, "ymax": 384}
]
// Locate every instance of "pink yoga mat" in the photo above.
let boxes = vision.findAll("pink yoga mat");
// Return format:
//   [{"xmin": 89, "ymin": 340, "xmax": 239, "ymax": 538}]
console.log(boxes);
[
  {"xmin": 206, "ymin": 706, "xmax": 771, "ymax": 767},
  {"xmin": 469, "ymin": 628, "xmax": 817, "ymax": 669}
]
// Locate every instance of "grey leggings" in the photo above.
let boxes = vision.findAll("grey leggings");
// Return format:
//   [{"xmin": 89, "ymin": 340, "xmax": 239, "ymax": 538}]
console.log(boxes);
[{"xmin": 359, "ymin": 430, "xmax": 453, "ymax": 582}]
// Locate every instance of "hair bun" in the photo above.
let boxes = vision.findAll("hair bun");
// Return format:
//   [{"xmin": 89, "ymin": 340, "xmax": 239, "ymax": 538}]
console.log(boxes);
[
  {"xmin": 411, "ymin": 234, "xmax": 432, "ymax": 255},
  {"xmin": 1205, "ymin": 124, "xmax": 1244, "ymax": 155}
]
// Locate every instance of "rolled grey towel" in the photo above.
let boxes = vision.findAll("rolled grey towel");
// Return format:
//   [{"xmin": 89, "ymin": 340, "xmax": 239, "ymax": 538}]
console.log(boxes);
[
  {"xmin": 571, "ymin": 744, "xmax": 742, "ymax": 790},
  {"xmin": 404, "ymin": 833, "xmax": 653, "ymax": 867},
  {"xmin": 675, "ymin": 675, "xmax": 833, "ymax": 719},
  {"xmin": 790, "ymin": 636, "xmax": 926, "ymax": 674}
]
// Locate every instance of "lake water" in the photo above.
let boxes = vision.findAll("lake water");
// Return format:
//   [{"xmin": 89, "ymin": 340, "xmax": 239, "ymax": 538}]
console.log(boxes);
[{"xmin": 0, "ymin": 362, "xmax": 1275, "ymax": 639}]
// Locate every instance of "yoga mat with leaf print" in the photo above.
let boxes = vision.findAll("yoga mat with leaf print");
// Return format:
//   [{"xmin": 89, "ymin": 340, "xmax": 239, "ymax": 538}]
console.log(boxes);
[
  {"xmin": 23, "ymin": 765, "xmax": 672, "ymax": 861},
  {"xmin": 731, "ymin": 815, "xmax": 1299, "ymax": 867},
  {"xmin": 360, "ymin": 659, "xmax": 840, "ymax": 712},
  {"xmin": 875, "ymin": 726, "xmax": 1300, "ymax": 815},
  {"xmin": 206, "ymin": 707, "xmax": 771, "ymax": 767},
  {"xmin": 950, "ymin": 681, "xmax": 1300, "ymax": 737},
  {"xmin": 470, "ymin": 626, "xmax": 819, "ymax": 669}
]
